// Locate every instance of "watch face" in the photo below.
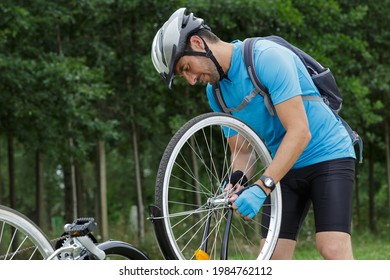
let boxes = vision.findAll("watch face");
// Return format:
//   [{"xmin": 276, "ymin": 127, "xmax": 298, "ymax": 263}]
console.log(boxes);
[{"xmin": 264, "ymin": 177, "xmax": 273, "ymax": 187}]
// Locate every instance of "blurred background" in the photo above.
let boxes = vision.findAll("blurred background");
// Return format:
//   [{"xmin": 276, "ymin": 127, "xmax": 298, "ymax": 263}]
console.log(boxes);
[{"xmin": 0, "ymin": 0, "xmax": 389, "ymax": 259}]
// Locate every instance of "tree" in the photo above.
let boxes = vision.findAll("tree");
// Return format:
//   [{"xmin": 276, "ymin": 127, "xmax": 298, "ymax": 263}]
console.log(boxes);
[{"xmin": 0, "ymin": 0, "xmax": 388, "ymax": 253}]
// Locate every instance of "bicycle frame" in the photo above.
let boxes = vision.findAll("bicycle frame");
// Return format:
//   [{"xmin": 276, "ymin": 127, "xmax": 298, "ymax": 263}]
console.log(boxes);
[
  {"xmin": 47, "ymin": 235, "xmax": 106, "ymax": 260},
  {"xmin": 46, "ymin": 218, "xmax": 106, "ymax": 260}
]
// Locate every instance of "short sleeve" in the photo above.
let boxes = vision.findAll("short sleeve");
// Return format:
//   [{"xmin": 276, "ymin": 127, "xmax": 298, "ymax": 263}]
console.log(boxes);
[{"xmin": 255, "ymin": 46, "xmax": 303, "ymax": 105}]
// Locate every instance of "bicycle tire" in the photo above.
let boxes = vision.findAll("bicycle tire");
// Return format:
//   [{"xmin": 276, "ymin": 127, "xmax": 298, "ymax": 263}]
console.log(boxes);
[
  {"xmin": 154, "ymin": 113, "xmax": 282, "ymax": 260},
  {"xmin": 87, "ymin": 240, "xmax": 150, "ymax": 260},
  {"xmin": 0, "ymin": 205, "xmax": 54, "ymax": 260}
]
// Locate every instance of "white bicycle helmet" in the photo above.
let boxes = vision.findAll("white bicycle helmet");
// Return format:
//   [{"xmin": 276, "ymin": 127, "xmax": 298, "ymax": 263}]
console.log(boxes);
[{"xmin": 151, "ymin": 8, "xmax": 224, "ymax": 88}]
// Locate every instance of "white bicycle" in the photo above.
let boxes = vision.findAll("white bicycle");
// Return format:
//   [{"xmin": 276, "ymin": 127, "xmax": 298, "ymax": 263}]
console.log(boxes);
[
  {"xmin": 150, "ymin": 113, "xmax": 282, "ymax": 260},
  {"xmin": 0, "ymin": 205, "xmax": 149, "ymax": 260}
]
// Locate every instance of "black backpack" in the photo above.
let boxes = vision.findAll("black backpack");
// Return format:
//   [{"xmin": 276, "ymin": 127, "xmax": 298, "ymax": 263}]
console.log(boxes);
[{"xmin": 212, "ymin": 35, "xmax": 363, "ymax": 163}]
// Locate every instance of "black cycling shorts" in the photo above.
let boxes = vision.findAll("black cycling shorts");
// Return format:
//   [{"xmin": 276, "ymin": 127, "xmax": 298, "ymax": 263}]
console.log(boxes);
[{"xmin": 262, "ymin": 157, "xmax": 355, "ymax": 240}]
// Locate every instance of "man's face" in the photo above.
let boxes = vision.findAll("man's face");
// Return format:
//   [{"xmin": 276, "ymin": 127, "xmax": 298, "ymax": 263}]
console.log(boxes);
[{"xmin": 174, "ymin": 53, "xmax": 219, "ymax": 85}]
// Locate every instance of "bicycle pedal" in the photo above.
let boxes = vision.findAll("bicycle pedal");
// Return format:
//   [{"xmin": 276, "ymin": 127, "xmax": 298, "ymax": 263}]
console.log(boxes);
[{"xmin": 65, "ymin": 217, "xmax": 97, "ymax": 237}]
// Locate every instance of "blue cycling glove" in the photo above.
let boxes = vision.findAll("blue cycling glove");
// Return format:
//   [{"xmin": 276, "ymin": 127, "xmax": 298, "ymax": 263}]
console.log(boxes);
[
  {"xmin": 233, "ymin": 184, "xmax": 267, "ymax": 219},
  {"xmin": 221, "ymin": 170, "xmax": 248, "ymax": 193}
]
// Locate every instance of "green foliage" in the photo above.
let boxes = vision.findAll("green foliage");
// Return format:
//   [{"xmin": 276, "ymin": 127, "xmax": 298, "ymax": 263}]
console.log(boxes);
[{"xmin": 0, "ymin": 0, "xmax": 389, "ymax": 253}]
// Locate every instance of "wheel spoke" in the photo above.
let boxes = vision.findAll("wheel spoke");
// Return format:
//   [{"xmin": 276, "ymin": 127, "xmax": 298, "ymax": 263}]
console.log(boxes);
[
  {"xmin": 155, "ymin": 113, "xmax": 281, "ymax": 260},
  {"xmin": 0, "ymin": 205, "xmax": 53, "ymax": 260}
]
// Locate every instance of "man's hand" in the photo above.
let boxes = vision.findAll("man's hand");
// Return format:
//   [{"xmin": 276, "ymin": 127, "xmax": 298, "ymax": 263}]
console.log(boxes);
[
  {"xmin": 221, "ymin": 170, "xmax": 248, "ymax": 194},
  {"xmin": 229, "ymin": 185, "xmax": 267, "ymax": 219}
]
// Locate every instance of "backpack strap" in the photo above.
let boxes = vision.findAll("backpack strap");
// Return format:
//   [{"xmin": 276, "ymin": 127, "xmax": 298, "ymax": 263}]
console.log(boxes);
[
  {"xmin": 245, "ymin": 37, "xmax": 363, "ymax": 162},
  {"xmin": 243, "ymin": 38, "xmax": 276, "ymax": 116},
  {"xmin": 243, "ymin": 37, "xmax": 325, "ymax": 113},
  {"xmin": 211, "ymin": 37, "xmax": 276, "ymax": 116},
  {"xmin": 212, "ymin": 82, "xmax": 261, "ymax": 114},
  {"xmin": 212, "ymin": 83, "xmax": 228, "ymax": 113},
  {"xmin": 212, "ymin": 36, "xmax": 363, "ymax": 163},
  {"xmin": 339, "ymin": 117, "xmax": 364, "ymax": 164}
]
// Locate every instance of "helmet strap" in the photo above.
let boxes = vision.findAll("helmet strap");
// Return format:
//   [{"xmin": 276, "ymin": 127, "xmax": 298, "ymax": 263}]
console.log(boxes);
[{"xmin": 183, "ymin": 37, "xmax": 228, "ymax": 81}]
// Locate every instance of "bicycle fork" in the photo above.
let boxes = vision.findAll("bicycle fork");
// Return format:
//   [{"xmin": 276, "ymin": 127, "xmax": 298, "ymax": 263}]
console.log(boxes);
[{"xmin": 196, "ymin": 197, "xmax": 233, "ymax": 260}]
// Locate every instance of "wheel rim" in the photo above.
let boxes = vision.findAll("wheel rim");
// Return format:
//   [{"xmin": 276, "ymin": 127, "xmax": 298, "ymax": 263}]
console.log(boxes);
[
  {"xmin": 0, "ymin": 207, "xmax": 54, "ymax": 260},
  {"xmin": 158, "ymin": 114, "xmax": 281, "ymax": 260}
]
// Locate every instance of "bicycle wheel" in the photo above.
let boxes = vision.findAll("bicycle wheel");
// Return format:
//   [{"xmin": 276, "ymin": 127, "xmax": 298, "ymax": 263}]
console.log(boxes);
[
  {"xmin": 85, "ymin": 240, "xmax": 150, "ymax": 260},
  {"xmin": 0, "ymin": 205, "xmax": 54, "ymax": 260},
  {"xmin": 154, "ymin": 113, "xmax": 281, "ymax": 260}
]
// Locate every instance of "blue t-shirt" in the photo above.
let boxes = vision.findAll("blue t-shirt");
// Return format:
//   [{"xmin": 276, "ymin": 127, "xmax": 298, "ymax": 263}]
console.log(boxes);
[{"xmin": 206, "ymin": 39, "xmax": 355, "ymax": 169}]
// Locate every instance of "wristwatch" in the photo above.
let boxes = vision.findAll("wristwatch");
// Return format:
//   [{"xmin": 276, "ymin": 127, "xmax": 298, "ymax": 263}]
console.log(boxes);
[{"xmin": 259, "ymin": 175, "xmax": 275, "ymax": 191}]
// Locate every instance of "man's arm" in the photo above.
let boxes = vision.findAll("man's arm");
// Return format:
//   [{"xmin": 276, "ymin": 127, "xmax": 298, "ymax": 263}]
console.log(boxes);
[
  {"xmin": 228, "ymin": 95, "xmax": 311, "ymax": 199},
  {"xmin": 255, "ymin": 95, "xmax": 311, "ymax": 194},
  {"xmin": 228, "ymin": 95, "xmax": 311, "ymax": 219}
]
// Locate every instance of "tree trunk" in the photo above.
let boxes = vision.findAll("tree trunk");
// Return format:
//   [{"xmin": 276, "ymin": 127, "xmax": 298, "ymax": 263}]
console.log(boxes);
[
  {"xmin": 94, "ymin": 157, "xmax": 101, "ymax": 235},
  {"xmin": 130, "ymin": 104, "xmax": 145, "ymax": 242},
  {"xmin": 0, "ymin": 138, "xmax": 3, "ymax": 204},
  {"xmin": 35, "ymin": 150, "xmax": 47, "ymax": 230},
  {"xmin": 368, "ymin": 143, "xmax": 377, "ymax": 233},
  {"xmin": 7, "ymin": 134, "xmax": 15, "ymax": 209},
  {"xmin": 385, "ymin": 119, "xmax": 390, "ymax": 212},
  {"xmin": 63, "ymin": 163, "xmax": 74, "ymax": 223},
  {"xmin": 63, "ymin": 133, "xmax": 78, "ymax": 222},
  {"xmin": 75, "ymin": 163, "xmax": 87, "ymax": 218},
  {"xmin": 69, "ymin": 137, "xmax": 78, "ymax": 220},
  {"xmin": 8, "ymin": 134, "xmax": 19, "ymax": 251},
  {"xmin": 96, "ymin": 140, "xmax": 108, "ymax": 241}
]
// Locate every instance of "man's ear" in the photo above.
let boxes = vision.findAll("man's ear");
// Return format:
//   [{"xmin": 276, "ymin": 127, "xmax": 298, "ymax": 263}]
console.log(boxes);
[{"xmin": 189, "ymin": 35, "xmax": 205, "ymax": 51}]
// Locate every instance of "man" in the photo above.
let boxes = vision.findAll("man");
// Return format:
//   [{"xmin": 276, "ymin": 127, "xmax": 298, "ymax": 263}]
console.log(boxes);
[{"xmin": 151, "ymin": 8, "xmax": 356, "ymax": 260}]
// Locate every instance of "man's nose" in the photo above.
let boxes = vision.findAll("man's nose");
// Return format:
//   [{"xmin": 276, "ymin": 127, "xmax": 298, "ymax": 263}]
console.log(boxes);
[{"xmin": 183, "ymin": 72, "xmax": 197, "ymax": 85}]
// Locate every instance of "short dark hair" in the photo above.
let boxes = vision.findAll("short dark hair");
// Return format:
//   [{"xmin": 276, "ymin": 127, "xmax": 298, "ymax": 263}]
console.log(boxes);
[
  {"xmin": 195, "ymin": 28, "xmax": 220, "ymax": 43},
  {"xmin": 185, "ymin": 28, "xmax": 220, "ymax": 51}
]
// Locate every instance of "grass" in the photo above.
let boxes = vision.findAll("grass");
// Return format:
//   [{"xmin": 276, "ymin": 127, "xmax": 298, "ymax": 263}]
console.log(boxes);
[
  {"xmin": 352, "ymin": 230, "xmax": 390, "ymax": 260},
  {"xmin": 105, "ymin": 212, "xmax": 390, "ymax": 260},
  {"xmin": 121, "ymin": 227, "xmax": 390, "ymax": 260},
  {"xmin": 294, "ymin": 224, "xmax": 390, "ymax": 260}
]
